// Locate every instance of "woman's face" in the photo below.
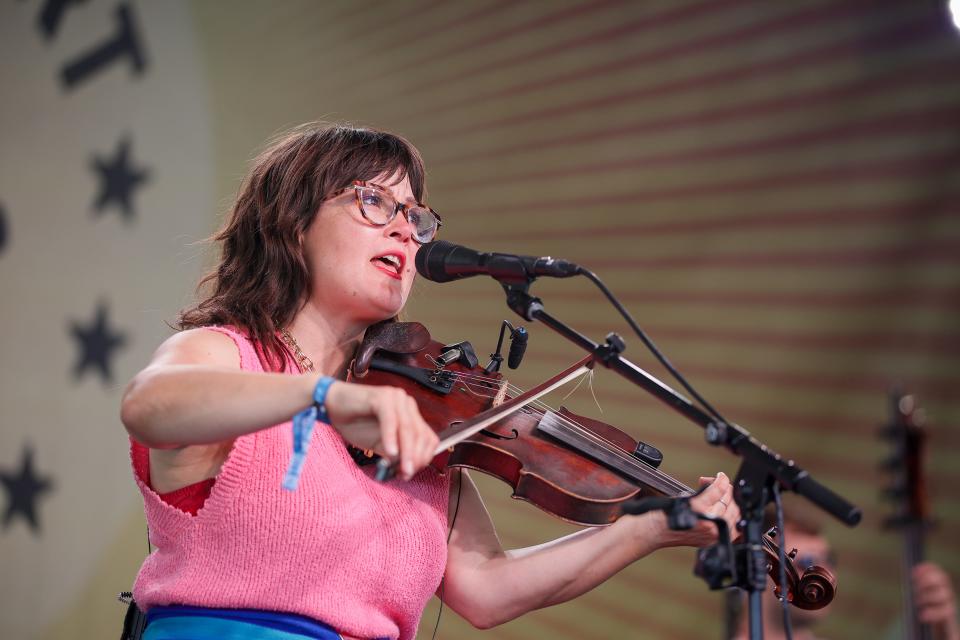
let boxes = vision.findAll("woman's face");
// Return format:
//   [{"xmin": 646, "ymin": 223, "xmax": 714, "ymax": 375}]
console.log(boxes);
[{"xmin": 303, "ymin": 171, "xmax": 420, "ymax": 324}]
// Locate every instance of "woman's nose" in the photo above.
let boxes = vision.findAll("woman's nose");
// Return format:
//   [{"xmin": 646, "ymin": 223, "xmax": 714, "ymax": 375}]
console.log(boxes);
[{"xmin": 385, "ymin": 206, "xmax": 414, "ymax": 242}]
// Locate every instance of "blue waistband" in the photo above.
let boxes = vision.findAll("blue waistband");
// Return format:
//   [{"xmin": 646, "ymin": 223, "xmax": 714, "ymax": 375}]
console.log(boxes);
[{"xmin": 144, "ymin": 605, "xmax": 343, "ymax": 640}]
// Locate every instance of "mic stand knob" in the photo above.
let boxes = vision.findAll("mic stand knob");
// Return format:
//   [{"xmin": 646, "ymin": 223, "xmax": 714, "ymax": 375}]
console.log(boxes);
[{"xmin": 594, "ymin": 333, "xmax": 626, "ymax": 365}]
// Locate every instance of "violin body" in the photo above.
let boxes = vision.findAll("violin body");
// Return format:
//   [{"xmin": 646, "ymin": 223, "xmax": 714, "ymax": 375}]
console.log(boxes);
[
  {"xmin": 350, "ymin": 321, "xmax": 655, "ymax": 526},
  {"xmin": 449, "ymin": 406, "xmax": 651, "ymax": 526}
]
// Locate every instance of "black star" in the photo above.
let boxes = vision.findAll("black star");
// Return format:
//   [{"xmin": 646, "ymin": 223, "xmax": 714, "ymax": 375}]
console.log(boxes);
[
  {"xmin": 69, "ymin": 300, "xmax": 127, "ymax": 384},
  {"xmin": 0, "ymin": 445, "xmax": 54, "ymax": 534},
  {"xmin": 90, "ymin": 135, "xmax": 150, "ymax": 221}
]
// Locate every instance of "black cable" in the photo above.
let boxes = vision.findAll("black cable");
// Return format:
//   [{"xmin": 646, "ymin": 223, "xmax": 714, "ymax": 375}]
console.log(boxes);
[
  {"xmin": 431, "ymin": 468, "xmax": 464, "ymax": 640},
  {"xmin": 570, "ymin": 267, "xmax": 804, "ymax": 639},
  {"xmin": 578, "ymin": 267, "xmax": 730, "ymax": 426}
]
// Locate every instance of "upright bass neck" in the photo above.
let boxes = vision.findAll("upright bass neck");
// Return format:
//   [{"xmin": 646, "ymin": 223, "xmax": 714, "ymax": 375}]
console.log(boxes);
[{"xmin": 881, "ymin": 390, "xmax": 933, "ymax": 640}]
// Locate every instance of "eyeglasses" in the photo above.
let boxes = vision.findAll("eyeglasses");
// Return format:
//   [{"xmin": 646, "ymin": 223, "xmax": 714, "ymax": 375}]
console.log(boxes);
[{"xmin": 336, "ymin": 181, "xmax": 441, "ymax": 244}]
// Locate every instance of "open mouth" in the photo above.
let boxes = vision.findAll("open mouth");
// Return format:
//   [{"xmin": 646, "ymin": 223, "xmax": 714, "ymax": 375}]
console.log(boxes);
[{"xmin": 371, "ymin": 253, "xmax": 404, "ymax": 279}]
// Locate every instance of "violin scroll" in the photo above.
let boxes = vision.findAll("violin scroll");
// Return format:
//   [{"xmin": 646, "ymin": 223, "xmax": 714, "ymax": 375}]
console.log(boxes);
[
  {"xmin": 764, "ymin": 528, "xmax": 837, "ymax": 610},
  {"xmin": 793, "ymin": 566, "xmax": 836, "ymax": 610}
]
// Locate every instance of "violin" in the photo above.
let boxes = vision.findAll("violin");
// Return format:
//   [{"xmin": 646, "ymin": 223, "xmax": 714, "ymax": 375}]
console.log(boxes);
[{"xmin": 349, "ymin": 321, "xmax": 836, "ymax": 610}]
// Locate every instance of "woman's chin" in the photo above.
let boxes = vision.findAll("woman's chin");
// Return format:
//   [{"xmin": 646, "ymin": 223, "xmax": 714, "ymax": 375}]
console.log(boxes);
[{"xmin": 359, "ymin": 295, "xmax": 406, "ymax": 324}]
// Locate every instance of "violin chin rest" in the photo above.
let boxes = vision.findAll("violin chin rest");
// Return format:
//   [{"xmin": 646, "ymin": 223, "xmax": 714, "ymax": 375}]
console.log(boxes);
[{"xmin": 353, "ymin": 321, "xmax": 432, "ymax": 376}]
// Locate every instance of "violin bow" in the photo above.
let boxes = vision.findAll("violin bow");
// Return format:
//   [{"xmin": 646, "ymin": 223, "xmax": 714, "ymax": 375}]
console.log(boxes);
[{"xmin": 375, "ymin": 355, "xmax": 594, "ymax": 480}]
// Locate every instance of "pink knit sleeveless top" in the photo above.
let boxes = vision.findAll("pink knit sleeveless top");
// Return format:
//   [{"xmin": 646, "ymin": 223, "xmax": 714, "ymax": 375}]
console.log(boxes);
[{"xmin": 130, "ymin": 326, "xmax": 450, "ymax": 640}]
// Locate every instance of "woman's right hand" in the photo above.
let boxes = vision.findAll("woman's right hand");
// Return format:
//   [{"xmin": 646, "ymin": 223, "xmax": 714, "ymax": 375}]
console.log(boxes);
[{"xmin": 323, "ymin": 380, "xmax": 439, "ymax": 480}]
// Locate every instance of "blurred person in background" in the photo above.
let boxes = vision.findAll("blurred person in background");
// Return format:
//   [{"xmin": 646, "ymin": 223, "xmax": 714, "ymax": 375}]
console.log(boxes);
[{"xmin": 728, "ymin": 503, "xmax": 959, "ymax": 640}]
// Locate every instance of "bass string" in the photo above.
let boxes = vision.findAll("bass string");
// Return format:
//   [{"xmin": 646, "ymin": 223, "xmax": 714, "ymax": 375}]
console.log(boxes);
[{"xmin": 446, "ymin": 370, "xmax": 693, "ymax": 496}]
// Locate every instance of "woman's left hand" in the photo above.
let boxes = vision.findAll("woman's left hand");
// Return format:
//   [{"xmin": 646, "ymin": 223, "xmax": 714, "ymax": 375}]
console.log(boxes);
[{"xmin": 647, "ymin": 472, "xmax": 741, "ymax": 548}]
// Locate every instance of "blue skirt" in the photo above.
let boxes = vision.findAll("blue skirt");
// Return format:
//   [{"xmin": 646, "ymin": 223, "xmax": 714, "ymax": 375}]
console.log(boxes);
[{"xmin": 143, "ymin": 605, "xmax": 345, "ymax": 640}]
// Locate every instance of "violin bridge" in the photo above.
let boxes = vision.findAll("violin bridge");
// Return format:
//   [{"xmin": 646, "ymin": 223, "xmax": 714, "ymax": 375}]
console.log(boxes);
[{"xmin": 492, "ymin": 380, "xmax": 509, "ymax": 407}]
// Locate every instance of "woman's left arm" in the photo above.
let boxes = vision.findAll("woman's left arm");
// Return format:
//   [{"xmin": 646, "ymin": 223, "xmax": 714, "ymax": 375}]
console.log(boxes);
[{"xmin": 440, "ymin": 469, "xmax": 739, "ymax": 629}]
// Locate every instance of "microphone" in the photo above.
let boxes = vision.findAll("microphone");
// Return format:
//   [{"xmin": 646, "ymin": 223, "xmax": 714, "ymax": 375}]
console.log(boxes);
[
  {"xmin": 415, "ymin": 240, "xmax": 581, "ymax": 284},
  {"xmin": 507, "ymin": 327, "xmax": 528, "ymax": 369}
]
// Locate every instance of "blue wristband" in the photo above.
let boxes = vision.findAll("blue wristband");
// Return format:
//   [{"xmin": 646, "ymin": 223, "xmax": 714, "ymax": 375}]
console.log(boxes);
[
  {"xmin": 282, "ymin": 376, "xmax": 335, "ymax": 491},
  {"xmin": 311, "ymin": 375, "xmax": 334, "ymax": 424}
]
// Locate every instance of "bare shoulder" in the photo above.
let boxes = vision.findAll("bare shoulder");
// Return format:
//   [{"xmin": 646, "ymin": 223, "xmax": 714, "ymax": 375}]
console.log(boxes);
[{"xmin": 148, "ymin": 327, "xmax": 241, "ymax": 370}]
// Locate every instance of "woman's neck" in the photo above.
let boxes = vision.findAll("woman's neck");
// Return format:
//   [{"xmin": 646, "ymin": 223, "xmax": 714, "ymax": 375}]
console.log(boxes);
[{"xmin": 286, "ymin": 303, "xmax": 370, "ymax": 378}]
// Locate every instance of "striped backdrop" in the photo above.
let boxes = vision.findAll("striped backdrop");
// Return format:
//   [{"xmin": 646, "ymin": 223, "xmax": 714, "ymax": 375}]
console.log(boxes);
[
  {"xmin": 359, "ymin": 1, "xmax": 958, "ymax": 637},
  {"xmin": 166, "ymin": 0, "xmax": 960, "ymax": 637},
  {"xmin": 2, "ymin": 1, "xmax": 956, "ymax": 638}
]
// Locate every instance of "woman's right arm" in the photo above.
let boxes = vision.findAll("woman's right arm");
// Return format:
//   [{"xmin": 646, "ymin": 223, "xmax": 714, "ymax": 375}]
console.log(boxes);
[
  {"xmin": 120, "ymin": 329, "xmax": 320, "ymax": 449},
  {"xmin": 120, "ymin": 329, "xmax": 439, "ymax": 478}
]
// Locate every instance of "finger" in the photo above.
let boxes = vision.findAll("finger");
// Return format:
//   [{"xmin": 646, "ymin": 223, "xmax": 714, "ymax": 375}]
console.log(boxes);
[
  {"xmin": 710, "ymin": 501, "xmax": 727, "ymax": 518},
  {"xmin": 422, "ymin": 426, "xmax": 440, "ymax": 469},
  {"xmin": 918, "ymin": 604, "xmax": 957, "ymax": 625},
  {"xmin": 704, "ymin": 494, "xmax": 728, "ymax": 519},
  {"xmin": 720, "ymin": 480, "xmax": 734, "ymax": 503},
  {"xmin": 393, "ymin": 395, "xmax": 418, "ymax": 479},
  {"xmin": 714, "ymin": 471, "xmax": 730, "ymax": 491},
  {"xmin": 725, "ymin": 502, "xmax": 741, "ymax": 533},
  {"xmin": 368, "ymin": 390, "xmax": 399, "ymax": 458},
  {"xmin": 407, "ymin": 396, "xmax": 436, "ymax": 472},
  {"xmin": 914, "ymin": 564, "xmax": 950, "ymax": 588},
  {"xmin": 914, "ymin": 571, "xmax": 952, "ymax": 597},
  {"xmin": 698, "ymin": 475, "xmax": 727, "ymax": 503},
  {"xmin": 718, "ymin": 495, "xmax": 734, "ymax": 517},
  {"xmin": 372, "ymin": 392, "xmax": 400, "ymax": 459},
  {"xmin": 914, "ymin": 584, "xmax": 952, "ymax": 608},
  {"xmin": 690, "ymin": 492, "xmax": 717, "ymax": 515}
]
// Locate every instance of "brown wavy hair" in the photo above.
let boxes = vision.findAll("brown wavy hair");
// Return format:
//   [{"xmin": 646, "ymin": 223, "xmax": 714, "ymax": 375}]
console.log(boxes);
[{"xmin": 178, "ymin": 122, "xmax": 425, "ymax": 370}]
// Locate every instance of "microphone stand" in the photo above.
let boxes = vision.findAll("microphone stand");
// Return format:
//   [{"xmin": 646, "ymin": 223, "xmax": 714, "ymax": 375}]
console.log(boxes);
[{"xmin": 497, "ymin": 279, "xmax": 861, "ymax": 640}]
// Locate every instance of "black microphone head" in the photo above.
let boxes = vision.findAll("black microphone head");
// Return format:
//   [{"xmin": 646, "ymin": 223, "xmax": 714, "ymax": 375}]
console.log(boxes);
[
  {"xmin": 507, "ymin": 326, "xmax": 528, "ymax": 369},
  {"xmin": 415, "ymin": 240, "xmax": 484, "ymax": 282},
  {"xmin": 415, "ymin": 241, "xmax": 457, "ymax": 282}
]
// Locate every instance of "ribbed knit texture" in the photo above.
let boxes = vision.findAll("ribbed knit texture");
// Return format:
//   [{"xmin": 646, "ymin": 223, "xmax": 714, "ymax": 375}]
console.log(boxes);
[{"xmin": 130, "ymin": 326, "xmax": 450, "ymax": 640}]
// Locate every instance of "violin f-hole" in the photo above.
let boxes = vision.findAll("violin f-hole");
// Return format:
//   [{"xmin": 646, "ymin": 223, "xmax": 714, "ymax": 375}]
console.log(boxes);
[
  {"xmin": 479, "ymin": 428, "xmax": 519, "ymax": 441},
  {"xmin": 449, "ymin": 419, "xmax": 519, "ymax": 441}
]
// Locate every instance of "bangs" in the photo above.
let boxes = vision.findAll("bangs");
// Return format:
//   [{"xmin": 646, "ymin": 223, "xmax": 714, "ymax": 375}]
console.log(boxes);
[{"xmin": 321, "ymin": 127, "xmax": 425, "ymax": 201}]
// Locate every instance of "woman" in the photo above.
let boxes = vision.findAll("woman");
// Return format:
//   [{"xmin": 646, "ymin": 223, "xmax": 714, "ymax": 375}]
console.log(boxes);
[{"xmin": 121, "ymin": 122, "xmax": 740, "ymax": 640}]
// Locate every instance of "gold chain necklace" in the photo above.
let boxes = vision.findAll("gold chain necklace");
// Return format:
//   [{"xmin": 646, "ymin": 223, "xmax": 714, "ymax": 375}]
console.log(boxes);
[
  {"xmin": 280, "ymin": 327, "xmax": 376, "ymax": 462},
  {"xmin": 280, "ymin": 328, "xmax": 315, "ymax": 373}
]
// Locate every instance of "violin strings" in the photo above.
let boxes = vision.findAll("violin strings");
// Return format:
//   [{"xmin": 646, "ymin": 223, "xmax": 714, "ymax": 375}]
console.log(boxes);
[
  {"xmin": 445, "ymin": 371, "xmax": 629, "ymax": 454},
  {"xmin": 444, "ymin": 370, "xmax": 693, "ymax": 495},
  {"xmin": 463, "ymin": 379, "xmax": 698, "ymax": 496}
]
